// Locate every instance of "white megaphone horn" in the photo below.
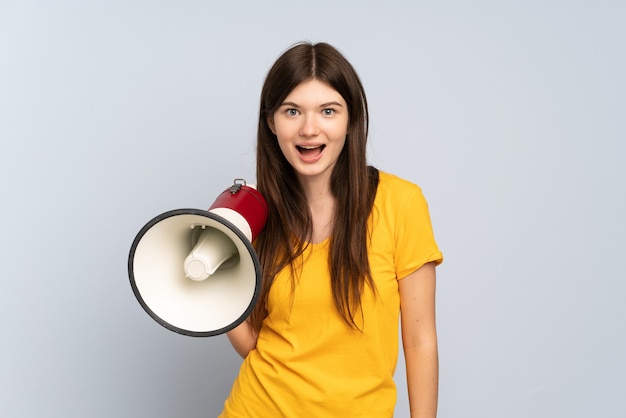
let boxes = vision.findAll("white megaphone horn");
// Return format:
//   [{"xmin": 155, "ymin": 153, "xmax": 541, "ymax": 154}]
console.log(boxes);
[{"xmin": 128, "ymin": 179, "xmax": 268, "ymax": 337}]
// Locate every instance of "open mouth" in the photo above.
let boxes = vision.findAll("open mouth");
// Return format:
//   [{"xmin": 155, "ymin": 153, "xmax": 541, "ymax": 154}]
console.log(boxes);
[{"xmin": 296, "ymin": 144, "xmax": 326, "ymax": 158}]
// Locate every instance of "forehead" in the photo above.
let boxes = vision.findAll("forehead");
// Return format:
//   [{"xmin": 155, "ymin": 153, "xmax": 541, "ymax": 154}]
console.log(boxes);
[{"xmin": 282, "ymin": 79, "xmax": 345, "ymax": 105}]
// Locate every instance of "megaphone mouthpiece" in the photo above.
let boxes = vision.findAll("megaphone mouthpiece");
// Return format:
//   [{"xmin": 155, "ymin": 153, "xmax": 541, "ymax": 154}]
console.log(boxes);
[{"xmin": 184, "ymin": 227, "xmax": 238, "ymax": 281}]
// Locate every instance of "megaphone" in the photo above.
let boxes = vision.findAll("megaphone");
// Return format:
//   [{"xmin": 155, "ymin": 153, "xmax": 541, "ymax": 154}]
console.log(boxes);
[{"xmin": 128, "ymin": 179, "xmax": 268, "ymax": 337}]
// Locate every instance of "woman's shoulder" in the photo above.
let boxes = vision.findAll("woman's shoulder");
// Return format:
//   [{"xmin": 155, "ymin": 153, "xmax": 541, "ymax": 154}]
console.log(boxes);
[{"xmin": 376, "ymin": 170, "xmax": 424, "ymax": 196}]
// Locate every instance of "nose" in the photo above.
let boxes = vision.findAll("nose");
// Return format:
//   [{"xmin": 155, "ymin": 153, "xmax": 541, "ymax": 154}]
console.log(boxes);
[{"xmin": 299, "ymin": 114, "xmax": 320, "ymax": 137}]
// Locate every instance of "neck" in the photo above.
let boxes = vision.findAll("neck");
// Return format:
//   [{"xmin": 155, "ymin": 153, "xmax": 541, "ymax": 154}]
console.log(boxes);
[
  {"xmin": 297, "ymin": 174, "xmax": 335, "ymax": 244},
  {"xmin": 297, "ymin": 172, "xmax": 332, "ymax": 204}
]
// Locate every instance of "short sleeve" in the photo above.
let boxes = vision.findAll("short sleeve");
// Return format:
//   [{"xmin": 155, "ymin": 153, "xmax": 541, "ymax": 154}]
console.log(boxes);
[{"xmin": 395, "ymin": 186, "xmax": 443, "ymax": 280}]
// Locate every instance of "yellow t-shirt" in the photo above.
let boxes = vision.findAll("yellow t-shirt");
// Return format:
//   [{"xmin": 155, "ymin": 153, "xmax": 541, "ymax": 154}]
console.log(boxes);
[{"xmin": 220, "ymin": 171, "xmax": 443, "ymax": 417}]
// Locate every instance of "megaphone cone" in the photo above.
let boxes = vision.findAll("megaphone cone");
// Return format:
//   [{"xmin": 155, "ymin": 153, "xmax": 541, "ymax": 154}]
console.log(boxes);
[{"xmin": 128, "ymin": 179, "xmax": 267, "ymax": 337}]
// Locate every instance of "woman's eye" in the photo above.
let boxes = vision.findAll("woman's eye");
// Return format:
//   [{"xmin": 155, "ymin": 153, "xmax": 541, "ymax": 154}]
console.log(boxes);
[
  {"xmin": 287, "ymin": 109, "xmax": 298, "ymax": 116},
  {"xmin": 323, "ymin": 108, "xmax": 335, "ymax": 116}
]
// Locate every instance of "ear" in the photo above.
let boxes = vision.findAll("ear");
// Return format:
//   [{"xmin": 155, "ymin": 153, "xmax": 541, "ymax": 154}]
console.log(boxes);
[{"xmin": 267, "ymin": 114, "xmax": 276, "ymax": 135}]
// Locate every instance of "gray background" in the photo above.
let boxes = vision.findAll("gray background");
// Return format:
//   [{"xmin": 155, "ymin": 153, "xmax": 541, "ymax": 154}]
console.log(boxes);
[{"xmin": 1, "ymin": 1, "xmax": 624, "ymax": 417}]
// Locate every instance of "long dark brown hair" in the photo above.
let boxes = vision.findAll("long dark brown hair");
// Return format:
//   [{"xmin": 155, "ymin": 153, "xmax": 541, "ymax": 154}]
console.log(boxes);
[{"xmin": 250, "ymin": 42, "xmax": 379, "ymax": 331}]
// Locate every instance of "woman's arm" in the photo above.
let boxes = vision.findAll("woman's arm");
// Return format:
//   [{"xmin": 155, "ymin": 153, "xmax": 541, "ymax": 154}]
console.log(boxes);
[
  {"xmin": 226, "ymin": 319, "xmax": 258, "ymax": 358},
  {"xmin": 399, "ymin": 261, "xmax": 439, "ymax": 418}
]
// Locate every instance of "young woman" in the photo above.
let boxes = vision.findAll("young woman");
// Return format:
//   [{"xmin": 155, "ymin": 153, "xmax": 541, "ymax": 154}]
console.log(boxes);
[{"xmin": 220, "ymin": 42, "xmax": 443, "ymax": 418}]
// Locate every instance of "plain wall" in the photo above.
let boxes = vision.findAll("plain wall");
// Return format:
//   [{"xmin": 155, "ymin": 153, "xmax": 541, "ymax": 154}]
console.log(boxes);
[{"xmin": 1, "ymin": 1, "xmax": 624, "ymax": 417}]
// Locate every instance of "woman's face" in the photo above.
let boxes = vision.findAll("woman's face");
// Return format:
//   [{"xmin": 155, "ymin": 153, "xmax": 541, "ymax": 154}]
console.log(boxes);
[{"xmin": 269, "ymin": 79, "xmax": 348, "ymax": 185}]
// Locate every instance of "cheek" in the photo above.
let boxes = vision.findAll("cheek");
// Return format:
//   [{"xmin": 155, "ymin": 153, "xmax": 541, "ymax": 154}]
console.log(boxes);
[
  {"xmin": 274, "ymin": 134, "xmax": 293, "ymax": 158},
  {"xmin": 273, "ymin": 121, "xmax": 301, "ymax": 148},
  {"xmin": 332, "ymin": 122, "xmax": 349, "ymax": 142},
  {"xmin": 333, "ymin": 115, "xmax": 350, "ymax": 137},
  {"xmin": 271, "ymin": 119, "xmax": 291, "ymax": 139},
  {"xmin": 336, "ymin": 136, "xmax": 347, "ymax": 152}
]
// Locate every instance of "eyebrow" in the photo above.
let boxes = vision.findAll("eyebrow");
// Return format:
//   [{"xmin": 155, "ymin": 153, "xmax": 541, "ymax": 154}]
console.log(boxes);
[{"xmin": 279, "ymin": 101, "xmax": 344, "ymax": 108}]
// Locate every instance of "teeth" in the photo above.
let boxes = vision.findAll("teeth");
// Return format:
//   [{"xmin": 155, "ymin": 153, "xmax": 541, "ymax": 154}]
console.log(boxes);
[{"xmin": 298, "ymin": 145, "xmax": 322, "ymax": 149}]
